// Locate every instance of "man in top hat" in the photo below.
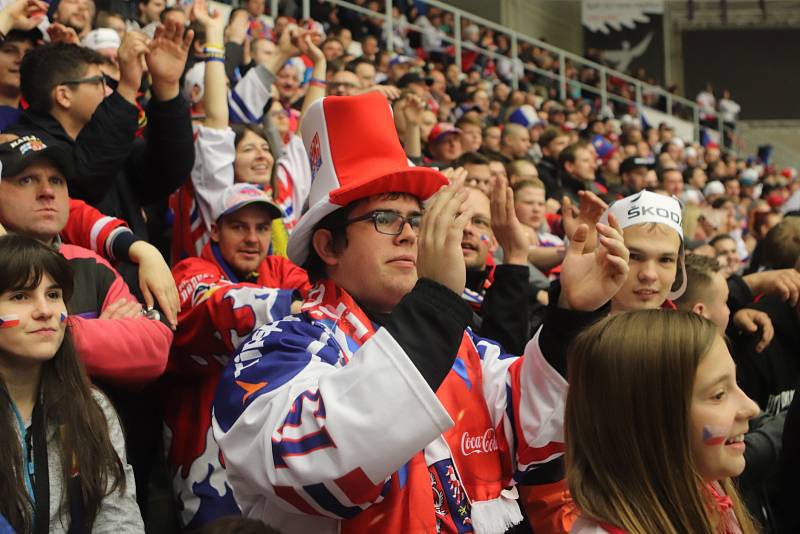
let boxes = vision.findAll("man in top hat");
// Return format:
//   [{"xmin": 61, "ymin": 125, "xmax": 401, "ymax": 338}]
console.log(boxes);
[
  {"xmin": 165, "ymin": 183, "xmax": 309, "ymax": 528},
  {"xmin": 211, "ymin": 92, "xmax": 631, "ymax": 533}
]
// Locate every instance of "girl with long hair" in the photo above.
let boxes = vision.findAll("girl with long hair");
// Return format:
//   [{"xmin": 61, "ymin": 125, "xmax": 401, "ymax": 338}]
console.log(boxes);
[
  {"xmin": 566, "ymin": 310, "xmax": 760, "ymax": 534},
  {"xmin": 0, "ymin": 235, "xmax": 142, "ymax": 533}
]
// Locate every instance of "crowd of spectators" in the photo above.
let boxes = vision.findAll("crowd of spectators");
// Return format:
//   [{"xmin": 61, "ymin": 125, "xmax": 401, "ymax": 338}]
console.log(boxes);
[{"xmin": 0, "ymin": 0, "xmax": 798, "ymax": 532}]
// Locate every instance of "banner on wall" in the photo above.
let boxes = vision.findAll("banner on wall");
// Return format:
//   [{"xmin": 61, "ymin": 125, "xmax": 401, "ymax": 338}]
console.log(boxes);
[{"xmin": 582, "ymin": 0, "xmax": 665, "ymax": 84}]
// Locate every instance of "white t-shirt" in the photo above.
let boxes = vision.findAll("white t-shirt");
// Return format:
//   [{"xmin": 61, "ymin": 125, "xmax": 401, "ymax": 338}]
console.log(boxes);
[{"xmin": 718, "ymin": 98, "xmax": 741, "ymax": 123}]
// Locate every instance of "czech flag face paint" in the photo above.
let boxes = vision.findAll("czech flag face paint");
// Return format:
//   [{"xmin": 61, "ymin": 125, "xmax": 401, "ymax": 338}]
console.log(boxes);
[
  {"xmin": 0, "ymin": 314, "xmax": 20, "ymax": 328},
  {"xmin": 60, "ymin": 312, "xmax": 67, "ymax": 323},
  {"xmin": 702, "ymin": 425, "xmax": 728, "ymax": 446}
]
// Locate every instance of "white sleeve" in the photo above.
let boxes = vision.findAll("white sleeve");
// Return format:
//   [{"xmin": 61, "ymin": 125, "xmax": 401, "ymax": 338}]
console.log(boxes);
[
  {"xmin": 192, "ymin": 124, "xmax": 236, "ymax": 232},
  {"xmin": 212, "ymin": 319, "xmax": 454, "ymax": 519}
]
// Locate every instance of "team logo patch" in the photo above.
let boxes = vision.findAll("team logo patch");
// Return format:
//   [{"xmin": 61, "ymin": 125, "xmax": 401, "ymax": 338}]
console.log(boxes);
[{"xmin": 309, "ymin": 133, "xmax": 322, "ymax": 181}]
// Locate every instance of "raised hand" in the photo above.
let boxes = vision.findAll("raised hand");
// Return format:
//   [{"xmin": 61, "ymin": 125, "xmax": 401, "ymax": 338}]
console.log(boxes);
[
  {"xmin": 558, "ymin": 213, "xmax": 630, "ymax": 311},
  {"xmin": 0, "ymin": 0, "xmax": 48, "ymax": 34},
  {"xmin": 417, "ymin": 182, "xmax": 472, "ymax": 295},
  {"xmin": 441, "ymin": 166, "xmax": 468, "ymax": 184},
  {"xmin": 147, "ymin": 19, "xmax": 194, "ymax": 100},
  {"xmin": 400, "ymin": 93, "xmax": 424, "ymax": 126},
  {"xmin": 224, "ymin": 7, "xmax": 249, "ymax": 45},
  {"xmin": 490, "ymin": 175, "xmax": 529, "ymax": 265},
  {"xmin": 562, "ymin": 190, "xmax": 608, "ymax": 254},
  {"xmin": 46, "ymin": 22, "xmax": 80, "ymax": 45},
  {"xmin": 116, "ymin": 31, "xmax": 149, "ymax": 103}
]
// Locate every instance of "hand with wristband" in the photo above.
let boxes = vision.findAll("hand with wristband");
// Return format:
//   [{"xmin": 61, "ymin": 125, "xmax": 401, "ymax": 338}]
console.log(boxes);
[
  {"xmin": 191, "ymin": 0, "xmax": 225, "ymax": 56},
  {"xmin": 192, "ymin": 0, "xmax": 228, "ymax": 130}
]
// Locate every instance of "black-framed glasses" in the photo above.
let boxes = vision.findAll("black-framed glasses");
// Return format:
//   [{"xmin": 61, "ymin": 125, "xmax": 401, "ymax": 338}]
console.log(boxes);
[
  {"xmin": 341, "ymin": 210, "xmax": 422, "ymax": 235},
  {"xmin": 59, "ymin": 74, "xmax": 106, "ymax": 87}
]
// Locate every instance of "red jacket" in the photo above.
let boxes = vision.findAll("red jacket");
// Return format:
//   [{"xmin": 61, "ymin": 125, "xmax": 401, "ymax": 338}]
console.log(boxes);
[
  {"xmin": 63, "ymin": 199, "xmax": 130, "ymax": 261},
  {"xmin": 164, "ymin": 241, "xmax": 309, "ymax": 527}
]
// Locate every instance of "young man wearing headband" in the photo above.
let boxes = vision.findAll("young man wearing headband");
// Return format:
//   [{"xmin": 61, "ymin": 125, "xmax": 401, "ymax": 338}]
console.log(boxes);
[
  {"xmin": 211, "ymin": 92, "xmax": 631, "ymax": 533},
  {"xmin": 602, "ymin": 190, "xmax": 687, "ymax": 312}
]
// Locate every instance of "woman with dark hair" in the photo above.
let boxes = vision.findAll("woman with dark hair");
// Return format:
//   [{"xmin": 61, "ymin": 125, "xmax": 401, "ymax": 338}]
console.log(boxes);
[
  {"xmin": 566, "ymin": 310, "xmax": 759, "ymax": 534},
  {"xmin": 0, "ymin": 235, "xmax": 142, "ymax": 533}
]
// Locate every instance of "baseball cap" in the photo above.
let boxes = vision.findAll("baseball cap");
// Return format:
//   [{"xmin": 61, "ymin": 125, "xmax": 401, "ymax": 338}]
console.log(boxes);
[
  {"xmin": 0, "ymin": 135, "xmax": 74, "ymax": 182},
  {"xmin": 389, "ymin": 55, "xmax": 414, "ymax": 66},
  {"xmin": 81, "ymin": 28, "xmax": 121, "ymax": 51},
  {"xmin": 592, "ymin": 135, "xmax": 618, "ymax": 163},
  {"xmin": 212, "ymin": 183, "xmax": 283, "ymax": 222},
  {"xmin": 428, "ymin": 123, "xmax": 462, "ymax": 145},
  {"xmin": 396, "ymin": 72, "xmax": 425, "ymax": 89},
  {"xmin": 739, "ymin": 168, "xmax": 759, "ymax": 186},
  {"xmin": 703, "ymin": 180, "xmax": 725, "ymax": 197},
  {"xmin": 619, "ymin": 156, "xmax": 655, "ymax": 174}
]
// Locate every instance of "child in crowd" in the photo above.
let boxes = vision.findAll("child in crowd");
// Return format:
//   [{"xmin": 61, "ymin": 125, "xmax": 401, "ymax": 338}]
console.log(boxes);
[
  {"xmin": 566, "ymin": 310, "xmax": 759, "ymax": 534},
  {"xmin": 0, "ymin": 235, "xmax": 142, "ymax": 532}
]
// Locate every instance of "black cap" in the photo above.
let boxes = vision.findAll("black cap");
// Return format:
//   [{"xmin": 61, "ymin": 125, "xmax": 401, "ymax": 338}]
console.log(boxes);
[
  {"xmin": 0, "ymin": 135, "xmax": 74, "ymax": 181},
  {"xmin": 620, "ymin": 156, "xmax": 655, "ymax": 174},
  {"xmin": 396, "ymin": 72, "xmax": 425, "ymax": 89}
]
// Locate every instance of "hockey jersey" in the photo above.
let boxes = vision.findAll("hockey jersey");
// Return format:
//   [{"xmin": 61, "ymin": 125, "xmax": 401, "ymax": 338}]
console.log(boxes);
[
  {"xmin": 212, "ymin": 280, "xmax": 568, "ymax": 533},
  {"xmin": 164, "ymin": 240, "xmax": 309, "ymax": 528}
]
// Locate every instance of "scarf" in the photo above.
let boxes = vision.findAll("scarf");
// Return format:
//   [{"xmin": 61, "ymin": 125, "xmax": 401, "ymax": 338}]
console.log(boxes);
[{"xmin": 301, "ymin": 280, "xmax": 523, "ymax": 533}]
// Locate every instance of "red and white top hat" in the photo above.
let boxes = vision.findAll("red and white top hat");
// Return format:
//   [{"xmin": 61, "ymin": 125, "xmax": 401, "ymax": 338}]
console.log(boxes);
[{"xmin": 288, "ymin": 92, "xmax": 449, "ymax": 265}]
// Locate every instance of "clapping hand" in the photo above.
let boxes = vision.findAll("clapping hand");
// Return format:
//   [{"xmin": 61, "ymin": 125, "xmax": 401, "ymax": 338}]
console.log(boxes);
[{"xmin": 558, "ymin": 213, "xmax": 630, "ymax": 311}]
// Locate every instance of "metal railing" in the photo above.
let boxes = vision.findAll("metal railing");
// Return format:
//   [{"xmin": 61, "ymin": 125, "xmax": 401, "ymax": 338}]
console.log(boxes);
[{"xmin": 268, "ymin": 0, "xmax": 703, "ymax": 140}]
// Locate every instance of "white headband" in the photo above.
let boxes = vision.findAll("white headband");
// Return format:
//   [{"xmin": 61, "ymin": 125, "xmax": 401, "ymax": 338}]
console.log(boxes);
[{"xmin": 602, "ymin": 191, "xmax": 687, "ymax": 301}]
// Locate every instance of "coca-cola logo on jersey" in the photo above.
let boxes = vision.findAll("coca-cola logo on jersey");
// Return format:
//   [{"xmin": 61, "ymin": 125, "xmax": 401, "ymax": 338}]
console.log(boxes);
[{"xmin": 461, "ymin": 429, "xmax": 499, "ymax": 456}]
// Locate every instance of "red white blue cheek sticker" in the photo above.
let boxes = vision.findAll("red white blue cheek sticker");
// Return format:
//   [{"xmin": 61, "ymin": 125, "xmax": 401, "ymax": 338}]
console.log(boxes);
[
  {"xmin": 0, "ymin": 314, "xmax": 20, "ymax": 328},
  {"xmin": 60, "ymin": 312, "xmax": 67, "ymax": 323},
  {"xmin": 703, "ymin": 425, "xmax": 728, "ymax": 446},
  {"xmin": 479, "ymin": 234, "xmax": 490, "ymax": 242}
]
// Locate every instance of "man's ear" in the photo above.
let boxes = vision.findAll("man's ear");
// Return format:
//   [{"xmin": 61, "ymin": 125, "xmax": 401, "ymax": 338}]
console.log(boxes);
[
  {"xmin": 210, "ymin": 221, "xmax": 221, "ymax": 243},
  {"xmin": 52, "ymin": 85, "xmax": 72, "ymax": 110},
  {"xmin": 312, "ymin": 228, "xmax": 340, "ymax": 268}
]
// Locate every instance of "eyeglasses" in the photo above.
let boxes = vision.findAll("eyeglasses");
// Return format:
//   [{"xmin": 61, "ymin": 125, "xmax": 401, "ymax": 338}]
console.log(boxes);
[
  {"xmin": 59, "ymin": 74, "xmax": 106, "ymax": 87},
  {"xmin": 341, "ymin": 210, "xmax": 422, "ymax": 235}
]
